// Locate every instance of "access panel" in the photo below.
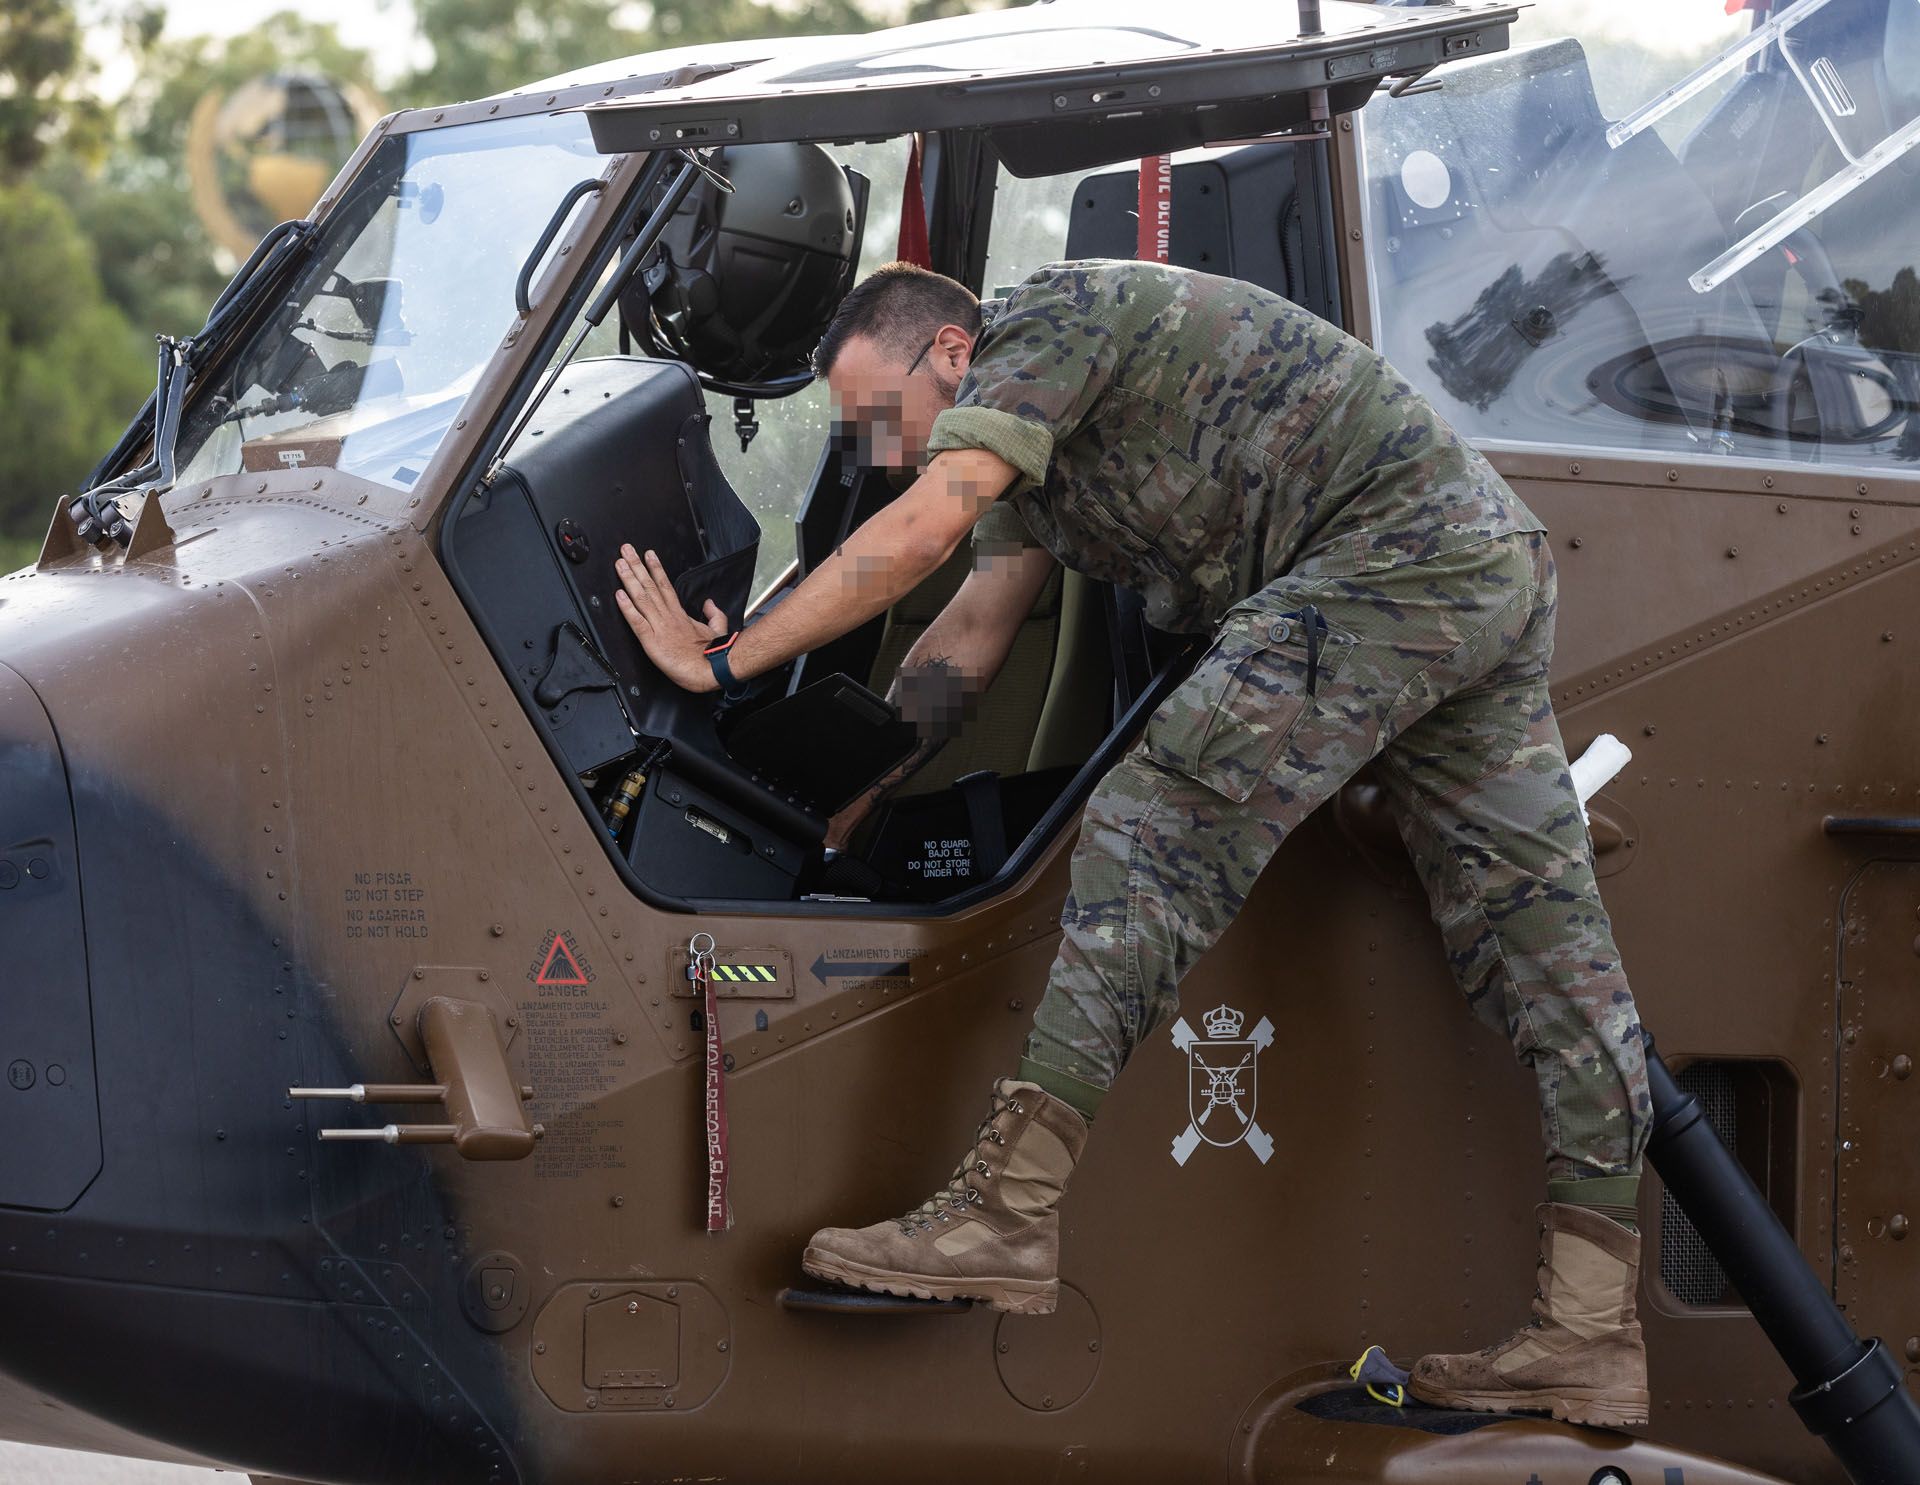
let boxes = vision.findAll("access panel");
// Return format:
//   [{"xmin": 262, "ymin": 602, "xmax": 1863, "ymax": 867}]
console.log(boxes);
[
  {"xmin": 1836, "ymin": 859, "xmax": 1920, "ymax": 1332},
  {"xmin": 0, "ymin": 662, "xmax": 101, "ymax": 1210}
]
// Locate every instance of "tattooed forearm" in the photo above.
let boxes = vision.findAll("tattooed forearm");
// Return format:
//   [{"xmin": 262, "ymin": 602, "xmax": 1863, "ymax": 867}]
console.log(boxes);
[
  {"xmin": 823, "ymin": 733, "xmax": 947, "ymax": 851},
  {"xmin": 866, "ymin": 736, "xmax": 946, "ymax": 803},
  {"xmin": 888, "ymin": 652, "xmax": 980, "ymax": 744}
]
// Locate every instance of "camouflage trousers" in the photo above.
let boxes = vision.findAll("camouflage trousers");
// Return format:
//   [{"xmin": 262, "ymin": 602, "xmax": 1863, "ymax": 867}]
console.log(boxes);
[{"xmin": 1024, "ymin": 532, "xmax": 1652, "ymax": 1181}]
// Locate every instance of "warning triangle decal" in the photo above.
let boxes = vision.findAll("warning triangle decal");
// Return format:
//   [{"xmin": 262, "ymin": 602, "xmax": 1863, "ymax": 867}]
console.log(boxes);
[{"xmin": 535, "ymin": 933, "xmax": 590, "ymax": 986}]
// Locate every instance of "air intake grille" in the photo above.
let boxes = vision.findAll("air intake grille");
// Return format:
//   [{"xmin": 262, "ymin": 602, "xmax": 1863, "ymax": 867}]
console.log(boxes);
[{"xmin": 1659, "ymin": 1062, "xmax": 1738, "ymax": 1306}]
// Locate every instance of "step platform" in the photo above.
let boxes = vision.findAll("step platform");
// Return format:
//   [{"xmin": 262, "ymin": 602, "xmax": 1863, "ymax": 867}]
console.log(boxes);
[
  {"xmin": 1238, "ymin": 1369, "xmax": 1790, "ymax": 1484},
  {"xmin": 777, "ymin": 1280, "xmax": 973, "ymax": 1315}
]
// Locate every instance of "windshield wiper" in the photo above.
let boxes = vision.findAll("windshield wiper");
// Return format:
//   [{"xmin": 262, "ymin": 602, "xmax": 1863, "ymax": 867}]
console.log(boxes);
[{"xmin": 71, "ymin": 216, "xmax": 319, "ymax": 546}]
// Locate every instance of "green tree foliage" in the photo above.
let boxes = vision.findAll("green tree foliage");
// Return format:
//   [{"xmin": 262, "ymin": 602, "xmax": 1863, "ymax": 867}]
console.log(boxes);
[
  {"xmin": 0, "ymin": 0, "xmax": 1012, "ymax": 560},
  {"xmin": 79, "ymin": 13, "xmax": 379, "ymax": 334},
  {"xmin": 0, "ymin": 7, "xmax": 378, "ymax": 554},
  {"xmin": 1851, "ymin": 268, "xmax": 1920, "ymax": 360},
  {"xmin": 41, "ymin": 150, "xmax": 225, "ymax": 339},
  {"xmin": 405, "ymin": 0, "xmax": 881, "ymax": 108},
  {"xmin": 404, "ymin": 0, "xmax": 635, "ymax": 107},
  {"xmin": 123, "ymin": 12, "xmax": 374, "ymax": 164},
  {"xmin": 0, "ymin": 0, "xmax": 108, "ymax": 178},
  {"xmin": 0, "ymin": 0, "xmax": 157, "ymax": 563},
  {"xmin": 0, "ymin": 181, "xmax": 149, "ymax": 550}
]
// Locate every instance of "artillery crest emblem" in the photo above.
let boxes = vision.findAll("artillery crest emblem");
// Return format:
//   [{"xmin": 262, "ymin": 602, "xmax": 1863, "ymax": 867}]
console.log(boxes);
[{"xmin": 1170, "ymin": 1004, "xmax": 1275, "ymax": 1167}]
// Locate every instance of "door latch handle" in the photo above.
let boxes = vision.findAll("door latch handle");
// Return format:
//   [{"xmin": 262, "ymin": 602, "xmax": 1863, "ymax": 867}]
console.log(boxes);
[{"xmin": 293, "ymin": 997, "xmax": 542, "ymax": 1159}]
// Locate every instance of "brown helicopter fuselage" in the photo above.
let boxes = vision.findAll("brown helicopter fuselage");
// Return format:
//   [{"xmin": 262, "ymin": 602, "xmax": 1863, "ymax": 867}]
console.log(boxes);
[{"xmin": 1, "ymin": 6, "xmax": 1917, "ymax": 1482}]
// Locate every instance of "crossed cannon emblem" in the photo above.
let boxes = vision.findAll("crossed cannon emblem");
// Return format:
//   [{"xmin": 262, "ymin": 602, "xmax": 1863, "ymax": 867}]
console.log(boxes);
[{"xmin": 1169, "ymin": 1004, "xmax": 1276, "ymax": 1167}]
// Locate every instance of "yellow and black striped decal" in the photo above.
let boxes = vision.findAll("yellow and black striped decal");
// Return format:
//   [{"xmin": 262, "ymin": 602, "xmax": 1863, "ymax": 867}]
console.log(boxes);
[
  {"xmin": 708, "ymin": 961, "xmax": 779, "ymax": 984},
  {"xmin": 671, "ymin": 945, "xmax": 794, "ymax": 999}
]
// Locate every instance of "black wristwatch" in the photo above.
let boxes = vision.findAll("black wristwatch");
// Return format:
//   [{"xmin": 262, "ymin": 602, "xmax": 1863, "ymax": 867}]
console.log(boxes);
[{"xmin": 703, "ymin": 631, "xmax": 751, "ymax": 700}]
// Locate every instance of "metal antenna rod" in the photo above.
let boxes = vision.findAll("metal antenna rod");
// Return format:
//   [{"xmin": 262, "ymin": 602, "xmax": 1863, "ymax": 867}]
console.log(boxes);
[
  {"xmin": 1296, "ymin": 0, "xmax": 1329, "ymax": 133},
  {"xmin": 289, "ymin": 1083, "xmax": 449, "ymax": 1104}
]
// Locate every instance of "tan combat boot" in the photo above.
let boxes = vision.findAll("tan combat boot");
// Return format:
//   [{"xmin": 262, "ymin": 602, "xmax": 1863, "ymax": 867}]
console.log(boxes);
[
  {"xmin": 802, "ymin": 1079, "xmax": 1088, "ymax": 1314},
  {"xmin": 1409, "ymin": 1202, "xmax": 1650, "ymax": 1428}
]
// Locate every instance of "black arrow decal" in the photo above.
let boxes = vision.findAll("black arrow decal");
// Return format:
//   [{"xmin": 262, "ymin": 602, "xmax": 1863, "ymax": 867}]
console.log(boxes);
[{"xmin": 811, "ymin": 956, "xmax": 911, "ymax": 984}]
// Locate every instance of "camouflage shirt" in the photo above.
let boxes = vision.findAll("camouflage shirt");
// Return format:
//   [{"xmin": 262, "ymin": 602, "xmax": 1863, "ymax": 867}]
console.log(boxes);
[{"xmin": 925, "ymin": 260, "xmax": 1543, "ymax": 634}]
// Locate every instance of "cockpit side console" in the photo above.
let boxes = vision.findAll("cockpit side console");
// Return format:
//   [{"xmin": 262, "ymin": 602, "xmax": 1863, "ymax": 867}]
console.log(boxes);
[{"xmin": 445, "ymin": 355, "xmax": 932, "ymax": 902}]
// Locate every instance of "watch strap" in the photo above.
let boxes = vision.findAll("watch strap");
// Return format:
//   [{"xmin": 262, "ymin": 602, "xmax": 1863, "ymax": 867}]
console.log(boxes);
[{"xmin": 704, "ymin": 632, "xmax": 750, "ymax": 700}]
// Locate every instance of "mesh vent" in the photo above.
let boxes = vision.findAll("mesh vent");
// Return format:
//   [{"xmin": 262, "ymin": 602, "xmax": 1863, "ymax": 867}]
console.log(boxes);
[{"xmin": 1659, "ymin": 1063, "xmax": 1738, "ymax": 1306}]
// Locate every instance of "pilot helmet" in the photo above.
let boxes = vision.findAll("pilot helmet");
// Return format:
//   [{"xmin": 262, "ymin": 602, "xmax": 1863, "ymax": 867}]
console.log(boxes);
[{"xmin": 627, "ymin": 143, "xmax": 862, "ymax": 397}]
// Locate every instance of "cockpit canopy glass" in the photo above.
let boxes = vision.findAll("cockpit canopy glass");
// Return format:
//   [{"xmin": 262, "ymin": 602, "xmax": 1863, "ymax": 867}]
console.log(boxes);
[
  {"xmin": 1360, "ymin": 0, "xmax": 1920, "ymax": 471},
  {"xmin": 175, "ymin": 112, "xmax": 604, "ymax": 492}
]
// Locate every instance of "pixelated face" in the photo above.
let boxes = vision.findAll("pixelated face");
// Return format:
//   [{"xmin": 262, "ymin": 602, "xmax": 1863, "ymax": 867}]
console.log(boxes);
[{"xmin": 825, "ymin": 327, "xmax": 973, "ymax": 470}]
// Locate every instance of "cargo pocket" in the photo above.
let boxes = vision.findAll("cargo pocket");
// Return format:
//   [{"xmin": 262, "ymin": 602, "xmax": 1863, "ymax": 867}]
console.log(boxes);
[{"xmin": 1145, "ymin": 606, "xmax": 1353, "ymax": 804}]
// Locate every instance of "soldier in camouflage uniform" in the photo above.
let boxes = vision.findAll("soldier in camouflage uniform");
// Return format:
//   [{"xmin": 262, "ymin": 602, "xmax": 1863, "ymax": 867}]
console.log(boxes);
[{"xmin": 614, "ymin": 259, "xmax": 1654, "ymax": 1427}]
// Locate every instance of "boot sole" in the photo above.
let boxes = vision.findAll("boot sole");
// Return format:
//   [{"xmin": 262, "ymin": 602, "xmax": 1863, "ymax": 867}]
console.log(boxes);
[
  {"xmin": 801, "ymin": 1247, "xmax": 1058, "ymax": 1315},
  {"xmin": 1408, "ymin": 1382, "xmax": 1650, "ymax": 1429}
]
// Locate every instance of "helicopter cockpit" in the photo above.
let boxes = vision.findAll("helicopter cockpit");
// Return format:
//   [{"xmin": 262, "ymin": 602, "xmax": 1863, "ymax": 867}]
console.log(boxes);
[
  {"xmin": 144, "ymin": 0, "xmax": 1920, "ymax": 920},
  {"xmin": 446, "ymin": 0, "xmax": 1920, "ymax": 915},
  {"xmin": 439, "ymin": 136, "xmax": 1316, "ymax": 911},
  {"xmin": 117, "ymin": 0, "xmax": 1382, "ymax": 919},
  {"xmin": 443, "ymin": 331, "xmax": 1127, "ymax": 910}
]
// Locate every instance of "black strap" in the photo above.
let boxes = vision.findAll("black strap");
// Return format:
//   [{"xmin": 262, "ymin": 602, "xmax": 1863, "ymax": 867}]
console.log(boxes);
[
  {"xmin": 705, "ymin": 635, "xmax": 751, "ymax": 701},
  {"xmin": 1302, "ymin": 603, "xmax": 1325, "ymax": 695},
  {"xmin": 954, "ymin": 770, "xmax": 1008, "ymax": 880}
]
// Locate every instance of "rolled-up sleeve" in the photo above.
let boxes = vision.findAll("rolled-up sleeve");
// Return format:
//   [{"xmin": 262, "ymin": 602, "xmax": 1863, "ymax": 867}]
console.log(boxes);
[
  {"xmin": 926, "ymin": 406, "xmax": 1054, "ymax": 489},
  {"xmin": 971, "ymin": 496, "xmax": 1041, "ymax": 556},
  {"xmin": 927, "ymin": 267, "xmax": 1118, "ymax": 491}
]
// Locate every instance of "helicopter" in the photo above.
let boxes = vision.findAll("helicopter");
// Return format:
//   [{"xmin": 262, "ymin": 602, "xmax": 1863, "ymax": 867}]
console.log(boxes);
[{"xmin": 4, "ymin": 0, "xmax": 1920, "ymax": 1479}]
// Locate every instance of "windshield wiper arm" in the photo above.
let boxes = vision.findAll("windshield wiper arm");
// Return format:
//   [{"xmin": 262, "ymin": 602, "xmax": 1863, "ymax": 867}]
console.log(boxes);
[{"xmin": 72, "ymin": 216, "xmax": 319, "ymax": 546}]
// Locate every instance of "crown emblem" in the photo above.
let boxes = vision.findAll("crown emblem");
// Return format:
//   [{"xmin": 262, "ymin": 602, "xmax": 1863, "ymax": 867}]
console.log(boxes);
[
  {"xmin": 1202, "ymin": 1004, "xmax": 1245, "ymax": 1039},
  {"xmin": 1171, "ymin": 1004, "xmax": 1275, "ymax": 1166}
]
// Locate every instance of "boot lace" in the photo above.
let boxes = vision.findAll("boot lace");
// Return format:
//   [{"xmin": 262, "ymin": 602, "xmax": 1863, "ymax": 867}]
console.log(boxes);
[
  {"xmin": 1480, "ymin": 1217, "xmax": 1553, "ymax": 1355},
  {"xmin": 894, "ymin": 1088, "xmax": 1022, "ymax": 1235}
]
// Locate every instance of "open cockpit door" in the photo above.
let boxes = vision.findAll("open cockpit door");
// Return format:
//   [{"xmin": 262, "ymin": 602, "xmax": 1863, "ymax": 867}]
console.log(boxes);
[{"xmin": 575, "ymin": 0, "xmax": 1518, "ymax": 175}]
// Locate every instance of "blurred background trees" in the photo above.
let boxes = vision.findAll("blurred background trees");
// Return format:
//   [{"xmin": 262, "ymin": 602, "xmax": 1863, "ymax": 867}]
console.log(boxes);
[{"xmin": 0, "ymin": 0, "xmax": 999, "ymax": 569}]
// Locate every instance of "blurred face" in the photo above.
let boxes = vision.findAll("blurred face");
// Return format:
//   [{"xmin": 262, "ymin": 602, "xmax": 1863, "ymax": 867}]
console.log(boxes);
[{"xmin": 824, "ymin": 323, "xmax": 975, "ymax": 470}]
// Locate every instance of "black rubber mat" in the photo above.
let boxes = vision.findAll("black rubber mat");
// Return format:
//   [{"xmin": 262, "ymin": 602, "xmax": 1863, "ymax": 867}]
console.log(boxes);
[
  {"xmin": 777, "ymin": 1282, "xmax": 972, "ymax": 1315},
  {"xmin": 1296, "ymin": 1385, "xmax": 1515, "ymax": 1435}
]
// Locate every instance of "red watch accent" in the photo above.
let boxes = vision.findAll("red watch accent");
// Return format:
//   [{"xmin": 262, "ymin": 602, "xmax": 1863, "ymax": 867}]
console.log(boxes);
[{"xmin": 703, "ymin": 631, "xmax": 748, "ymax": 698}]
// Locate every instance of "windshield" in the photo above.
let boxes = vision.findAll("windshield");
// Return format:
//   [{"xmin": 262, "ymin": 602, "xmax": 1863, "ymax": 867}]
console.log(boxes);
[
  {"xmin": 1605, "ymin": 0, "xmax": 1920, "ymax": 293},
  {"xmin": 175, "ymin": 112, "xmax": 607, "ymax": 491},
  {"xmin": 1359, "ymin": 0, "xmax": 1920, "ymax": 471}
]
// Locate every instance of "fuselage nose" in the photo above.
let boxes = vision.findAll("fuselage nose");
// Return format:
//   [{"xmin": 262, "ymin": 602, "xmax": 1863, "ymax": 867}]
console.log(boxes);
[{"xmin": 0, "ymin": 659, "xmax": 101, "ymax": 1213}]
